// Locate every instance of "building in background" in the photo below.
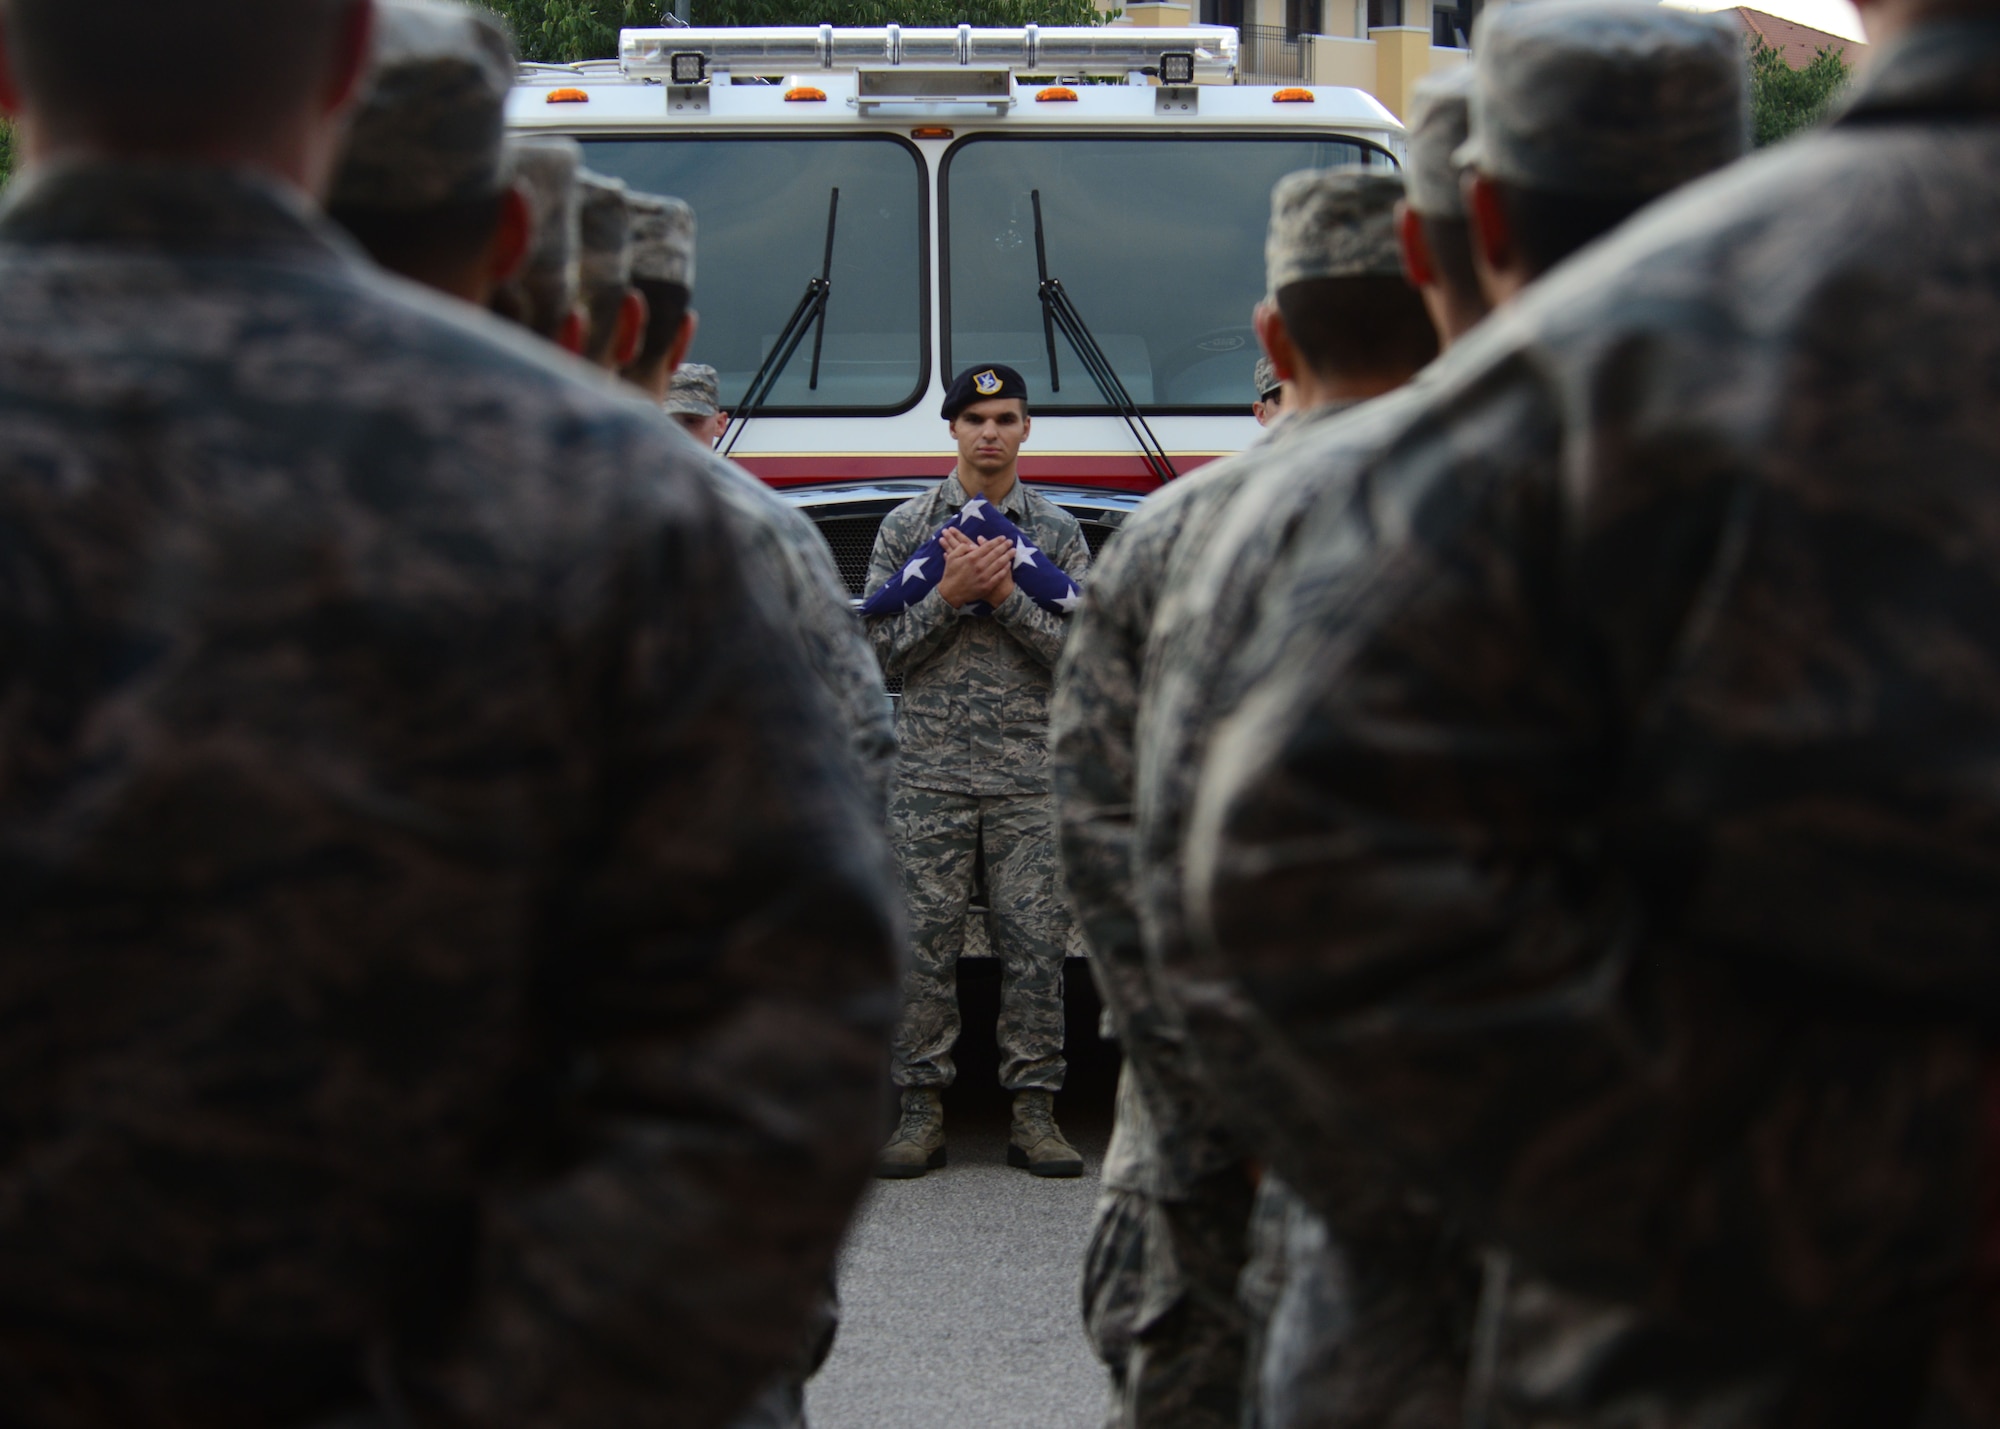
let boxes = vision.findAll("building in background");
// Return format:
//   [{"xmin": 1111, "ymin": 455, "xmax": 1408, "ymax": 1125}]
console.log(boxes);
[
  {"xmin": 1109, "ymin": 0, "xmax": 1471, "ymax": 116},
  {"xmin": 1108, "ymin": 0, "xmax": 1861, "ymax": 120},
  {"xmin": 1716, "ymin": 6, "xmax": 1864, "ymax": 65}
]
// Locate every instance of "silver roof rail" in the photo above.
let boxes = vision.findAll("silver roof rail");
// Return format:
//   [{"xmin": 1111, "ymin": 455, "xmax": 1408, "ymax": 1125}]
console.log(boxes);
[{"xmin": 618, "ymin": 25, "xmax": 1238, "ymax": 84}]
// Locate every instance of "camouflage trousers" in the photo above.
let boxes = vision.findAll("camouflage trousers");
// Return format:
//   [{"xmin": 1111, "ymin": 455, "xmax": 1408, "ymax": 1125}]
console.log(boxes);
[
  {"xmin": 889, "ymin": 786, "xmax": 1069, "ymax": 1091},
  {"xmin": 1084, "ymin": 1164, "xmax": 1258, "ymax": 1427},
  {"xmin": 1240, "ymin": 1176, "xmax": 1470, "ymax": 1429}
]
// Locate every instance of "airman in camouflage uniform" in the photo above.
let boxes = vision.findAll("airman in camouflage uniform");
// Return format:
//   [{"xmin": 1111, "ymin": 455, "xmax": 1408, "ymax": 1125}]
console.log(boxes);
[
  {"xmin": 611, "ymin": 184, "xmax": 898, "ymax": 813},
  {"xmin": 494, "ymin": 135, "xmax": 585, "ymax": 343},
  {"xmin": 1189, "ymin": 0, "xmax": 2000, "ymax": 1421},
  {"xmin": 1137, "ymin": 31, "xmax": 1751, "ymax": 1420},
  {"xmin": 1051, "ymin": 170, "xmax": 1436, "ymax": 1428},
  {"xmin": 534, "ymin": 136, "xmax": 889, "ymax": 1429},
  {"xmin": 1252, "ymin": 355, "xmax": 1285, "ymax": 428},
  {"xmin": 0, "ymin": 2, "xmax": 900, "ymax": 1423},
  {"xmin": 867, "ymin": 364, "xmax": 1092, "ymax": 1178},
  {"xmin": 665, "ymin": 361, "xmax": 731, "ymax": 445}
]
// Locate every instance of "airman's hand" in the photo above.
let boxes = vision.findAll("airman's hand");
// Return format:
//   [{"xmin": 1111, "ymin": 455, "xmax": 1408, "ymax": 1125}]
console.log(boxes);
[
  {"xmin": 936, "ymin": 528, "xmax": 985, "ymax": 608},
  {"xmin": 974, "ymin": 536, "xmax": 1017, "ymax": 605}
]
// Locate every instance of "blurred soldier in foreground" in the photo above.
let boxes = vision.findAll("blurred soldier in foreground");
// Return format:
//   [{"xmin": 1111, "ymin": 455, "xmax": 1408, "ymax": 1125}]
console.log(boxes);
[
  {"xmin": 0, "ymin": 1, "xmax": 900, "ymax": 1425},
  {"xmin": 666, "ymin": 362, "xmax": 732, "ymax": 445},
  {"xmin": 865, "ymin": 363, "xmax": 1092, "ymax": 1179},
  {"xmin": 437, "ymin": 140, "xmax": 882, "ymax": 1429},
  {"xmin": 577, "ymin": 168, "xmax": 647, "ymax": 369},
  {"xmin": 611, "ymin": 188, "xmax": 896, "ymax": 821},
  {"xmin": 1135, "ymin": 25, "xmax": 1749, "ymax": 1420},
  {"xmin": 494, "ymin": 134, "xmax": 586, "ymax": 347},
  {"xmin": 325, "ymin": 0, "xmax": 527, "ymax": 301},
  {"xmin": 1051, "ymin": 169, "xmax": 1436, "ymax": 1429},
  {"xmin": 1191, "ymin": 0, "xmax": 2000, "ymax": 1419},
  {"xmin": 619, "ymin": 190, "xmax": 697, "ymax": 393},
  {"xmin": 1251, "ymin": 355, "xmax": 1285, "ymax": 428}
]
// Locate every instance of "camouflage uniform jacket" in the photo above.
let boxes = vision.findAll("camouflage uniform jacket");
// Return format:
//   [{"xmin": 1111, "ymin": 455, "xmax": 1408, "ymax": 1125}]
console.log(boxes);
[
  {"xmin": 1051, "ymin": 422, "xmax": 1339, "ymax": 1198},
  {"xmin": 1191, "ymin": 17, "xmax": 2000, "ymax": 1345},
  {"xmin": 1134, "ymin": 393, "xmax": 1426, "ymax": 1209},
  {"xmin": 866, "ymin": 473, "xmax": 1090, "ymax": 796},
  {"xmin": 0, "ymin": 163, "xmax": 899, "ymax": 1429},
  {"xmin": 698, "ymin": 453, "xmax": 897, "ymax": 811}
]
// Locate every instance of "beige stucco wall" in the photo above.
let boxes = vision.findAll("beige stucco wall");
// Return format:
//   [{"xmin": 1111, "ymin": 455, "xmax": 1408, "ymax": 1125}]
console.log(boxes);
[
  {"xmin": 1121, "ymin": 1, "xmax": 1196, "ymax": 24},
  {"xmin": 1306, "ymin": 33, "xmax": 1379, "ymax": 89}
]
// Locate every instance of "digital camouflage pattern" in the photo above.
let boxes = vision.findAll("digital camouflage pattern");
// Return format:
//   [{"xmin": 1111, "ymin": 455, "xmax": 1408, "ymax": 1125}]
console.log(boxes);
[
  {"xmin": 1054, "ymin": 424, "xmax": 1356, "ymax": 1429},
  {"xmin": 628, "ymin": 190, "xmax": 696, "ymax": 288},
  {"xmin": 868, "ymin": 473, "xmax": 1087, "ymax": 1092},
  {"xmin": 1086, "ymin": 1073, "xmax": 1256, "ymax": 1429},
  {"xmin": 1456, "ymin": 0, "xmax": 1747, "ymax": 198},
  {"xmin": 0, "ymin": 162, "xmax": 899, "ymax": 1429},
  {"xmin": 577, "ymin": 170, "xmax": 631, "ymax": 295},
  {"xmin": 1122, "ymin": 1166, "xmax": 1258, "ymax": 1429},
  {"xmin": 1084, "ymin": 1182, "xmax": 1153, "ymax": 1424},
  {"xmin": 888, "ymin": 787, "xmax": 1070, "ymax": 1090},
  {"xmin": 499, "ymin": 136, "xmax": 582, "ymax": 339},
  {"xmin": 667, "ymin": 362, "xmax": 722, "ymax": 418},
  {"xmin": 1263, "ymin": 169, "xmax": 1407, "ymax": 293},
  {"xmin": 1053, "ymin": 442, "xmax": 1282, "ymax": 1199},
  {"xmin": 865, "ymin": 472, "xmax": 1090, "ymax": 799},
  {"xmin": 1402, "ymin": 67, "xmax": 1475, "ymax": 220},
  {"xmin": 698, "ymin": 456, "xmax": 897, "ymax": 812},
  {"xmin": 1116, "ymin": 401, "xmax": 1367, "ymax": 1193},
  {"xmin": 328, "ymin": 0, "xmax": 515, "ymax": 212},
  {"xmin": 1190, "ymin": 17, "xmax": 2000, "ymax": 1423},
  {"xmin": 1240, "ymin": 1175, "xmax": 1474, "ymax": 1429},
  {"xmin": 1132, "ymin": 392, "xmax": 1481, "ymax": 1429}
]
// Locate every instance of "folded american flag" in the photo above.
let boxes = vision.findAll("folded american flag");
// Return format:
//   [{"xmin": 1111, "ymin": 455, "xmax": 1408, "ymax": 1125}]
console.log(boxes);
[{"xmin": 862, "ymin": 495, "xmax": 1082, "ymax": 619}]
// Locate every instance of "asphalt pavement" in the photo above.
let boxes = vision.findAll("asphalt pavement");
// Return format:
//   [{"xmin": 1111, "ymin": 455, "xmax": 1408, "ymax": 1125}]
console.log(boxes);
[{"xmin": 807, "ymin": 960, "xmax": 1118, "ymax": 1429}]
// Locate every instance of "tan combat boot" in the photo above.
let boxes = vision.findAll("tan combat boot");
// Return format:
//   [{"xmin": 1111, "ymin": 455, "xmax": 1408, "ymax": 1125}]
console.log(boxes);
[
  {"xmin": 1008, "ymin": 1089, "xmax": 1083, "ymax": 1178},
  {"xmin": 876, "ymin": 1088, "xmax": 947, "ymax": 1179}
]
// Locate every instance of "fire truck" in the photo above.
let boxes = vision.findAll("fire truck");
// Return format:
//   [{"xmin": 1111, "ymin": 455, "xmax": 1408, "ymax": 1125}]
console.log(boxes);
[{"xmin": 509, "ymin": 25, "xmax": 1405, "ymax": 595}]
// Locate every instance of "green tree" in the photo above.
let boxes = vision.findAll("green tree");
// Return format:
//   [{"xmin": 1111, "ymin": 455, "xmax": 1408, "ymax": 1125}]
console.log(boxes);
[
  {"xmin": 1748, "ymin": 35, "xmax": 1849, "ymax": 146},
  {"xmin": 484, "ymin": 0, "xmax": 1109, "ymax": 63},
  {"xmin": 0, "ymin": 122, "xmax": 12, "ymax": 191}
]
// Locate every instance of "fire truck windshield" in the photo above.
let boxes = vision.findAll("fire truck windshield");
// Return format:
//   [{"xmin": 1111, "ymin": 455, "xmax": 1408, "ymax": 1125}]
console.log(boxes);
[
  {"xmin": 579, "ymin": 135, "xmax": 927, "ymax": 414},
  {"xmin": 945, "ymin": 134, "xmax": 1393, "ymax": 412}
]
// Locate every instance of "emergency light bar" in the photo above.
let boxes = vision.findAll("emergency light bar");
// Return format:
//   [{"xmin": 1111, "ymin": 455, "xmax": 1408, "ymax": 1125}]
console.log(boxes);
[{"xmin": 619, "ymin": 25, "xmax": 1238, "ymax": 84}]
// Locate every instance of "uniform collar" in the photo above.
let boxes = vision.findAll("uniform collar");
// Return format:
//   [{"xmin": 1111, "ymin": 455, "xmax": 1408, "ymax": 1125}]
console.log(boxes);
[
  {"xmin": 0, "ymin": 161, "xmax": 362, "ymax": 265},
  {"xmin": 948, "ymin": 469, "xmax": 1028, "ymax": 519},
  {"xmin": 1837, "ymin": 15, "xmax": 2000, "ymax": 123}
]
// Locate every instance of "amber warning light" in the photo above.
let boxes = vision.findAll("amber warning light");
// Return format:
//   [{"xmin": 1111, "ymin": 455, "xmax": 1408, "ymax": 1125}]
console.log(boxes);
[
  {"xmin": 546, "ymin": 87, "xmax": 590, "ymax": 103},
  {"xmin": 1035, "ymin": 86, "xmax": 1079, "ymax": 102},
  {"xmin": 785, "ymin": 86, "xmax": 828, "ymax": 101},
  {"xmin": 1272, "ymin": 87, "xmax": 1315, "ymax": 102}
]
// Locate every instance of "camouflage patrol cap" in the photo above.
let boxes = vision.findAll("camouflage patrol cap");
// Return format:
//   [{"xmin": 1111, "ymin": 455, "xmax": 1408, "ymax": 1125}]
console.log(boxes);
[
  {"xmin": 329, "ymin": 0, "xmax": 516, "ymax": 211},
  {"xmin": 1456, "ymin": 0, "xmax": 1748, "ymax": 198},
  {"xmin": 1265, "ymin": 167, "xmax": 1407, "ymax": 294},
  {"xmin": 664, "ymin": 364, "xmax": 722, "ymax": 418},
  {"xmin": 511, "ymin": 137, "xmax": 581, "ymax": 281},
  {"xmin": 1253, "ymin": 356, "xmax": 1281, "ymax": 400},
  {"xmin": 1404, "ymin": 66, "xmax": 1475, "ymax": 219},
  {"xmin": 578, "ymin": 171, "xmax": 634, "ymax": 294},
  {"xmin": 628, "ymin": 192, "xmax": 697, "ymax": 289}
]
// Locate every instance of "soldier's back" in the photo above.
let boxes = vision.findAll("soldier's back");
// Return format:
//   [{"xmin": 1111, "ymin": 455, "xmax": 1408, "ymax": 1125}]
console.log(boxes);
[
  {"xmin": 0, "ymin": 163, "xmax": 896, "ymax": 1427},
  {"xmin": 1191, "ymin": 19, "xmax": 2000, "ymax": 1404}
]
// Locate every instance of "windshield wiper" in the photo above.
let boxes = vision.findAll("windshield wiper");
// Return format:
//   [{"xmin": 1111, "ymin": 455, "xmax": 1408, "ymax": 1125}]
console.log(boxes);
[
  {"xmin": 1032, "ymin": 189, "xmax": 1178, "ymax": 486},
  {"xmin": 721, "ymin": 188, "xmax": 839, "ymax": 458}
]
